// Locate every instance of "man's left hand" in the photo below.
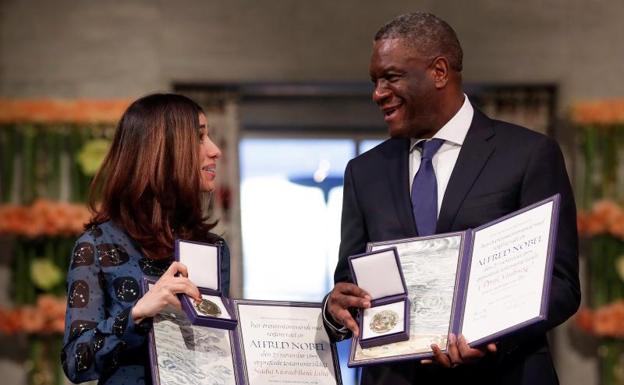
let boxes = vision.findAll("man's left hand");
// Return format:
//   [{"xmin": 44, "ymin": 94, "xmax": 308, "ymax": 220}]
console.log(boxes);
[{"xmin": 422, "ymin": 334, "xmax": 497, "ymax": 368}]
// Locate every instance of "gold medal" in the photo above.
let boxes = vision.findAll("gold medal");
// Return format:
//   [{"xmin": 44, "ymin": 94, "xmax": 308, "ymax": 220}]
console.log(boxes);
[
  {"xmin": 195, "ymin": 298, "xmax": 221, "ymax": 317},
  {"xmin": 369, "ymin": 310, "xmax": 399, "ymax": 334}
]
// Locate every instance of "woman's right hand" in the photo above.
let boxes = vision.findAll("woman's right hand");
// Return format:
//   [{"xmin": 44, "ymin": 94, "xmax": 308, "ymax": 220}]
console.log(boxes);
[{"xmin": 131, "ymin": 261, "xmax": 201, "ymax": 323}]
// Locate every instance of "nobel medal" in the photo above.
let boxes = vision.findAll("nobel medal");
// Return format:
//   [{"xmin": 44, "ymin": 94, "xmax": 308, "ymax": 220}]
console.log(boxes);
[
  {"xmin": 195, "ymin": 298, "xmax": 221, "ymax": 317},
  {"xmin": 369, "ymin": 310, "xmax": 399, "ymax": 333}
]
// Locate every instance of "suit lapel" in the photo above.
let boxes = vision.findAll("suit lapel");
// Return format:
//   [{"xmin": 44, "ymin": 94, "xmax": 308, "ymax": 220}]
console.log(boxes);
[
  {"xmin": 382, "ymin": 138, "xmax": 417, "ymax": 237},
  {"xmin": 437, "ymin": 109, "xmax": 495, "ymax": 233}
]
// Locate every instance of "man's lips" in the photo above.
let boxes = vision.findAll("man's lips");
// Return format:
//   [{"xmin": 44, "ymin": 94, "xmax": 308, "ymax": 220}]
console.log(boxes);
[{"xmin": 382, "ymin": 104, "xmax": 402, "ymax": 121}]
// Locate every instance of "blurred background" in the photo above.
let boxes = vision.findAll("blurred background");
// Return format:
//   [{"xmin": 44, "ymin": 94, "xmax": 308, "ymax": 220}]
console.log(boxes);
[{"xmin": 1, "ymin": 0, "xmax": 624, "ymax": 384}]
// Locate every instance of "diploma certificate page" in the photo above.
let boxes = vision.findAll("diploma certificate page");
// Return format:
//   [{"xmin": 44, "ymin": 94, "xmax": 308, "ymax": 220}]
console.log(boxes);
[
  {"xmin": 351, "ymin": 235, "xmax": 462, "ymax": 362},
  {"xmin": 461, "ymin": 202, "xmax": 554, "ymax": 343},
  {"xmin": 237, "ymin": 303, "xmax": 338, "ymax": 385}
]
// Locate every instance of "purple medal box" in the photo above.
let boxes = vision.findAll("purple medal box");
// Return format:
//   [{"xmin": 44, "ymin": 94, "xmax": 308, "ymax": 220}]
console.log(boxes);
[
  {"xmin": 174, "ymin": 239, "xmax": 237, "ymax": 330},
  {"xmin": 348, "ymin": 247, "xmax": 410, "ymax": 349}
]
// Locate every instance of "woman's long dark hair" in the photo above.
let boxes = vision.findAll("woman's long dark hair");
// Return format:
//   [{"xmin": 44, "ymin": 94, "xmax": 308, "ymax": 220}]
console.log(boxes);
[{"xmin": 87, "ymin": 93, "xmax": 215, "ymax": 259}]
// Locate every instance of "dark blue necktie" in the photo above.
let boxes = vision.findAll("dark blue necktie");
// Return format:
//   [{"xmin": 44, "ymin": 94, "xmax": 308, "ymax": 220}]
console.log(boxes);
[{"xmin": 411, "ymin": 139, "xmax": 444, "ymax": 236}]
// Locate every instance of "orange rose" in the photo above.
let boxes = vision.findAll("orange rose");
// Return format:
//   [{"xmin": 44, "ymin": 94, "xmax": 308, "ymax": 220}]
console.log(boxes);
[
  {"xmin": 37, "ymin": 295, "xmax": 67, "ymax": 321},
  {"xmin": 577, "ymin": 201, "xmax": 624, "ymax": 239},
  {"xmin": 575, "ymin": 307, "xmax": 594, "ymax": 333},
  {"xmin": 573, "ymin": 99, "xmax": 624, "ymax": 125},
  {"xmin": 577, "ymin": 213, "xmax": 587, "ymax": 235},
  {"xmin": 585, "ymin": 214, "xmax": 607, "ymax": 236},
  {"xmin": 2, "ymin": 309, "xmax": 23, "ymax": 335},
  {"xmin": 609, "ymin": 221, "xmax": 624, "ymax": 239},
  {"xmin": 21, "ymin": 306, "xmax": 46, "ymax": 333},
  {"xmin": 0, "ymin": 201, "xmax": 91, "ymax": 237},
  {"xmin": 50, "ymin": 317, "xmax": 66, "ymax": 334},
  {"xmin": 593, "ymin": 200, "xmax": 622, "ymax": 224},
  {"xmin": 30, "ymin": 199, "xmax": 50, "ymax": 218},
  {"xmin": 0, "ymin": 206, "xmax": 25, "ymax": 235},
  {"xmin": 0, "ymin": 309, "xmax": 11, "ymax": 334},
  {"xmin": 593, "ymin": 301, "xmax": 624, "ymax": 338}
]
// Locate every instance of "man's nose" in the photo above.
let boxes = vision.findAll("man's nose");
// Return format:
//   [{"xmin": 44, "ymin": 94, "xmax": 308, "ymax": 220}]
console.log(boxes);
[{"xmin": 372, "ymin": 80, "xmax": 391, "ymax": 104}]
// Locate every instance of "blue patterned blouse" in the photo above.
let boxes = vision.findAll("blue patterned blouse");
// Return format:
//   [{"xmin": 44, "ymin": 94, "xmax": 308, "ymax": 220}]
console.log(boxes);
[{"xmin": 61, "ymin": 221, "xmax": 230, "ymax": 385}]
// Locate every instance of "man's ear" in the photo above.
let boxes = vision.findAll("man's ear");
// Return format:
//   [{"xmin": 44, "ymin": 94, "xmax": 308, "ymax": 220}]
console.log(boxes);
[{"xmin": 430, "ymin": 56, "xmax": 450, "ymax": 89}]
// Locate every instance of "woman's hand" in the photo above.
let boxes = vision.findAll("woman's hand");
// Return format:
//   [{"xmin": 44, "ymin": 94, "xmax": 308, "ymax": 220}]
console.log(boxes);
[{"xmin": 131, "ymin": 261, "xmax": 201, "ymax": 323}]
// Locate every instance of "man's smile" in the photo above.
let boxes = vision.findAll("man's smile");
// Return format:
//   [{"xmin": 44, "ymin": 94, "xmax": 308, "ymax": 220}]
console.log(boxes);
[{"xmin": 382, "ymin": 103, "xmax": 403, "ymax": 122}]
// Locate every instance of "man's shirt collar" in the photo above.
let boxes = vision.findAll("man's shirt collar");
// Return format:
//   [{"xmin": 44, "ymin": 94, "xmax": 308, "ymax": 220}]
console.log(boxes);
[{"xmin": 410, "ymin": 94, "xmax": 474, "ymax": 152}]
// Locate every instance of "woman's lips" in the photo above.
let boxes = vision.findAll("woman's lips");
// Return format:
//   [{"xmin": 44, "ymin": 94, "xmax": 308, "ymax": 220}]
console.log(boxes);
[{"xmin": 202, "ymin": 165, "xmax": 216, "ymax": 179}]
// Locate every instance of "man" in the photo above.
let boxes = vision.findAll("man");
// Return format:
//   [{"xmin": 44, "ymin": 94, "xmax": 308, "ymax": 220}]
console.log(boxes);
[{"xmin": 323, "ymin": 12, "xmax": 580, "ymax": 385}]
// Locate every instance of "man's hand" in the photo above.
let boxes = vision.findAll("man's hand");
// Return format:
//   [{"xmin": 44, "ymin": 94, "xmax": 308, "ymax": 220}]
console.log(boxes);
[
  {"xmin": 422, "ymin": 334, "xmax": 497, "ymax": 368},
  {"xmin": 327, "ymin": 282, "xmax": 371, "ymax": 336}
]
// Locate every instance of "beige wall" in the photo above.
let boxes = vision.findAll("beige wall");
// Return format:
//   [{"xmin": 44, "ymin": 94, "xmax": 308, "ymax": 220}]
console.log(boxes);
[{"xmin": 2, "ymin": 0, "xmax": 624, "ymax": 111}]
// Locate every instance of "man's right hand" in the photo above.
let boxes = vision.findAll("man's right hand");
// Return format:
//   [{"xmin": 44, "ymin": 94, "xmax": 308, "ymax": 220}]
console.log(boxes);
[{"xmin": 327, "ymin": 282, "xmax": 372, "ymax": 337}]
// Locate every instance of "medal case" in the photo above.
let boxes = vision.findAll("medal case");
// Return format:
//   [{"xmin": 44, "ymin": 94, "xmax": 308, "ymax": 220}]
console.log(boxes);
[
  {"xmin": 175, "ymin": 239, "xmax": 237, "ymax": 330},
  {"xmin": 348, "ymin": 247, "xmax": 410, "ymax": 349}
]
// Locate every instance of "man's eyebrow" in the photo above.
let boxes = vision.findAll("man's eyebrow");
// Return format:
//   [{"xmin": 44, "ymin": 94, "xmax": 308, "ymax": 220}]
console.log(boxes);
[
  {"xmin": 383, "ymin": 66, "xmax": 403, "ymax": 72},
  {"xmin": 199, "ymin": 124, "xmax": 207, "ymax": 128}
]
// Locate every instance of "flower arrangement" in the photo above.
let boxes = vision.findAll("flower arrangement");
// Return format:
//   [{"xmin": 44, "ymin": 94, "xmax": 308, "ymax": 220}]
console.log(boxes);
[
  {"xmin": 573, "ymin": 101, "xmax": 624, "ymax": 385},
  {"xmin": 572, "ymin": 99, "xmax": 624, "ymax": 125},
  {"xmin": 0, "ymin": 100, "xmax": 123, "ymax": 385},
  {"xmin": 0, "ymin": 295, "xmax": 66, "ymax": 335},
  {"xmin": 576, "ymin": 199, "xmax": 624, "ymax": 310},
  {"xmin": 0, "ymin": 98, "xmax": 129, "ymax": 124},
  {"xmin": 0, "ymin": 199, "xmax": 91, "ymax": 237}
]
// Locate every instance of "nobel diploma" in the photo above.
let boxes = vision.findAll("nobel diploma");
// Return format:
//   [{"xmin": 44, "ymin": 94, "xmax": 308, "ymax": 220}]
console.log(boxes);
[
  {"xmin": 147, "ymin": 297, "xmax": 342, "ymax": 385},
  {"xmin": 236, "ymin": 301, "xmax": 340, "ymax": 385},
  {"xmin": 349, "ymin": 195, "xmax": 559, "ymax": 367},
  {"xmin": 460, "ymin": 200, "xmax": 555, "ymax": 344}
]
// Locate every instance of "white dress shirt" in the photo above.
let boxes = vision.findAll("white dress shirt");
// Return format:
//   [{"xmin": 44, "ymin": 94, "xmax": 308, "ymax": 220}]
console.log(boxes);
[{"xmin": 409, "ymin": 94, "xmax": 474, "ymax": 216}]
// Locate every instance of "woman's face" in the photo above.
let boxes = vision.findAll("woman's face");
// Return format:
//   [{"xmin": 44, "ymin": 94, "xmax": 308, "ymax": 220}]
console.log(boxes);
[{"xmin": 198, "ymin": 113, "xmax": 221, "ymax": 192}]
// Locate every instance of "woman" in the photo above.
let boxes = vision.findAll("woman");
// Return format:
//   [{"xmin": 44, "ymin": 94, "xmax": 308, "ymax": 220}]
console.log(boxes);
[{"xmin": 61, "ymin": 93, "xmax": 227, "ymax": 384}]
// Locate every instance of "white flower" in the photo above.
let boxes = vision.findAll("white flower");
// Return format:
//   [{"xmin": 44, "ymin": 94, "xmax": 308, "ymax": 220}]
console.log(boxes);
[
  {"xmin": 616, "ymin": 255, "xmax": 624, "ymax": 282},
  {"xmin": 77, "ymin": 138, "xmax": 111, "ymax": 176},
  {"xmin": 31, "ymin": 258, "xmax": 63, "ymax": 291}
]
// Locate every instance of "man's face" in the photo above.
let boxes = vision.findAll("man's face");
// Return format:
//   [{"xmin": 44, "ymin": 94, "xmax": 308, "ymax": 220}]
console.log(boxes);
[{"xmin": 369, "ymin": 38, "xmax": 439, "ymax": 138}]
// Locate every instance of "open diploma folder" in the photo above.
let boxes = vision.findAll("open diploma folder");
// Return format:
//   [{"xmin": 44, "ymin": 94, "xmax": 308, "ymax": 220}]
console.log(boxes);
[
  {"xmin": 349, "ymin": 194, "xmax": 560, "ymax": 367},
  {"xmin": 143, "ymin": 289, "xmax": 343, "ymax": 385}
]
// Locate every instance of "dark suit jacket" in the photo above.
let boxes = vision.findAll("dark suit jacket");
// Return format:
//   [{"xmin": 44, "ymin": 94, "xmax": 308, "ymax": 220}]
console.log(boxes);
[{"xmin": 330, "ymin": 109, "xmax": 580, "ymax": 385}]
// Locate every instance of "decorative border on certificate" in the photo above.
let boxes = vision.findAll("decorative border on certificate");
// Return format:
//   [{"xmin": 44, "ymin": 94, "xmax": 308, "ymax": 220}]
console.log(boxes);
[
  {"xmin": 349, "ymin": 232, "xmax": 468, "ymax": 366},
  {"xmin": 233, "ymin": 299, "xmax": 342, "ymax": 385}
]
